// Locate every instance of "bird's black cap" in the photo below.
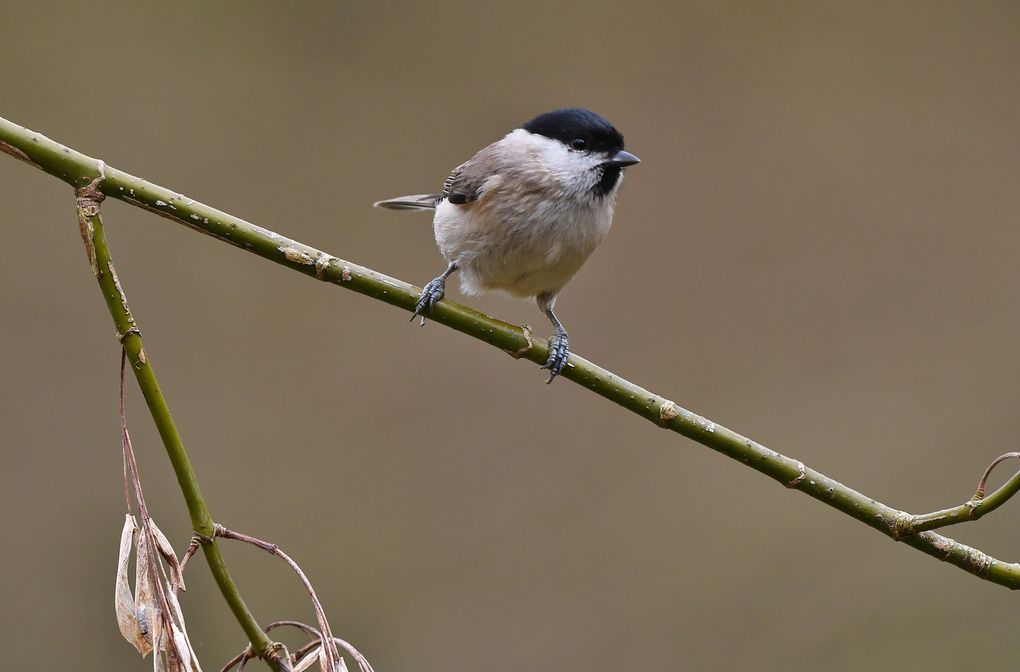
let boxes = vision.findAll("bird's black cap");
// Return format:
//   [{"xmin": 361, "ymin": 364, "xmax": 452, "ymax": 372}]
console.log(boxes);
[{"xmin": 522, "ymin": 108, "xmax": 625, "ymax": 154}]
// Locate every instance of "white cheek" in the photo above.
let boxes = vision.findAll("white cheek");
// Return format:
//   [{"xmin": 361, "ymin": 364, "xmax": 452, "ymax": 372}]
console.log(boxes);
[{"xmin": 520, "ymin": 134, "xmax": 597, "ymax": 194}]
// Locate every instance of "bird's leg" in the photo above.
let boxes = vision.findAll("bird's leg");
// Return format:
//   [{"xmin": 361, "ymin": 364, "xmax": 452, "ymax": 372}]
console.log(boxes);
[
  {"xmin": 538, "ymin": 292, "xmax": 569, "ymax": 384},
  {"xmin": 412, "ymin": 262, "xmax": 457, "ymax": 326}
]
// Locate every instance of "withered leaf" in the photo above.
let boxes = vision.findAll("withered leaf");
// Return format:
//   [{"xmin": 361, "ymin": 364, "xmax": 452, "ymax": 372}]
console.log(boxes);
[
  {"xmin": 149, "ymin": 519, "xmax": 185, "ymax": 592},
  {"xmin": 170, "ymin": 622, "xmax": 201, "ymax": 672},
  {"xmin": 292, "ymin": 646, "xmax": 321, "ymax": 672},
  {"xmin": 150, "ymin": 608, "xmax": 165, "ymax": 672},
  {"xmin": 135, "ymin": 526, "xmax": 159, "ymax": 655},
  {"xmin": 166, "ymin": 587, "xmax": 202, "ymax": 671},
  {"xmin": 116, "ymin": 514, "xmax": 152, "ymax": 654}
]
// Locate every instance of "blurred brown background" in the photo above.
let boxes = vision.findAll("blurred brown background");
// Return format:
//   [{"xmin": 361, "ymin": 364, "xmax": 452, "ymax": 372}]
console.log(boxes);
[{"xmin": 3, "ymin": 1, "xmax": 1020, "ymax": 669}]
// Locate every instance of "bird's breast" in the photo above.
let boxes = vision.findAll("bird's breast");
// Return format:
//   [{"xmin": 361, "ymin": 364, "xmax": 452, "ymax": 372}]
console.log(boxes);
[{"xmin": 433, "ymin": 192, "xmax": 615, "ymax": 297}]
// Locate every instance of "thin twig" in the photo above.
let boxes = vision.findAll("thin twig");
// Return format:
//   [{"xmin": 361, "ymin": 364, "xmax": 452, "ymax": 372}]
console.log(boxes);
[
  {"xmin": 976, "ymin": 452, "xmax": 1020, "ymax": 499},
  {"xmin": 218, "ymin": 649, "xmax": 250, "ymax": 672},
  {"xmin": 177, "ymin": 535, "xmax": 203, "ymax": 584},
  {"xmin": 217, "ymin": 527, "xmax": 343, "ymax": 671},
  {"xmin": 290, "ymin": 641, "xmax": 321, "ymax": 665},
  {"xmin": 265, "ymin": 621, "xmax": 323, "ymax": 641},
  {"xmin": 237, "ymin": 650, "xmax": 256, "ymax": 672}
]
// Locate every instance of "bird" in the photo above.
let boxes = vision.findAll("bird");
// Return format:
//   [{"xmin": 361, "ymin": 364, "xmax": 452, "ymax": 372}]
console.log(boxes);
[{"xmin": 374, "ymin": 107, "xmax": 639, "ymax": 383}]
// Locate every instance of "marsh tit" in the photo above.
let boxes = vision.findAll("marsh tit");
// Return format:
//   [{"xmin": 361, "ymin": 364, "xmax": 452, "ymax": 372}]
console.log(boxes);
[{"xmin": 375, "ymin": 107, "xmax": 639, "ymax": 383}]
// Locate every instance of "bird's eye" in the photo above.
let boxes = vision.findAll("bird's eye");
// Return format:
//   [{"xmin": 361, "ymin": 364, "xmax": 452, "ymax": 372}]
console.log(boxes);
[{"xmin": 570, "ymin": 138, "xmax": 587, "ymax": 151}]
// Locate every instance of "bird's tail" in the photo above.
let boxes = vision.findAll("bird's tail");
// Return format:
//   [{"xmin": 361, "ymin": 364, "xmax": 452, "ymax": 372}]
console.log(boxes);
[{"xmin": 373, "ymin": 194, "xmax": 442, "ymax": 211}]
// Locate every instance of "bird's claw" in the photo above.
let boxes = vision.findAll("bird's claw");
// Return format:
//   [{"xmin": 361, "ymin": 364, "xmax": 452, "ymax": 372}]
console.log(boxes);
[
  {"xmin": 541, "ymin": 330, "xmax": 570, "ymax": 384},
  {"xmin": 411, "ymin": 277, "xmax": 446, "ymax": 326}
]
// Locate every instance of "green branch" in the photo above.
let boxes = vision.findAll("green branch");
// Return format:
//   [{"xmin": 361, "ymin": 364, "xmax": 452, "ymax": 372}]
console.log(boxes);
[
  {"xmin": 4, "ymin": 115, "xmax": 1020, "ymax": 595},
  {"xmin": 74, "ymin": 171, "xmax": 287, "ymax": 670}
]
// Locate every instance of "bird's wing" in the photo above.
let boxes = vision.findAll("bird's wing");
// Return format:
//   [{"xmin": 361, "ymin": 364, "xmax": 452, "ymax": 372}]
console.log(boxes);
[
  {"xmin": 442, "ymin": 144, "xmax": 501, "ymax": 205},
  {"xmin": 376, "ymin": 144, "xmax": 501, "ymax": 210}
]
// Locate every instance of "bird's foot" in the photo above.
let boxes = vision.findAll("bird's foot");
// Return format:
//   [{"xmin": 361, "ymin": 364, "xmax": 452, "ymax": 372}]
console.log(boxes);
[
  {"xmin": 541, "ymin": 330, "xmax": 569, "ymax": 384},
  {"xmin": 411, "ymin": 276, "xmax": 446, "ymax": 326}
]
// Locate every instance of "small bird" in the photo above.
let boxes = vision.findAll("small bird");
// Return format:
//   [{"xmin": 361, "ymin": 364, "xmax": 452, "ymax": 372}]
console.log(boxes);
[{"xmin": 374, "ymin": 107, "xmax": 639, "ymax": 383}]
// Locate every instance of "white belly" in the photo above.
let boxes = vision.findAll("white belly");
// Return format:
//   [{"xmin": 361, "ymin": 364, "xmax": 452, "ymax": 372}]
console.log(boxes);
[{"xmin": 433, "ymin": 194, "xmax": 614, "ymax": 299}]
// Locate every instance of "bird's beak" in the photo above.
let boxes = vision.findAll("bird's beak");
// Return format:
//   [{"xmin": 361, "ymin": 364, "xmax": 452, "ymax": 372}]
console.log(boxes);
[{"xmin": 605, "ymin": 150, "xmax": 640, "ymax": 167}]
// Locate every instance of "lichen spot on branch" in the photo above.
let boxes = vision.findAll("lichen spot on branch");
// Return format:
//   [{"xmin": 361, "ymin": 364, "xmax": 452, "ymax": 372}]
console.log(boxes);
[
  {"xmin": 280, "ymin": 246, "xmax": 314, "ymax": 265},
  {"xmin": 314, "ymin": 254, "xmax": 336, "ymax": 280}
]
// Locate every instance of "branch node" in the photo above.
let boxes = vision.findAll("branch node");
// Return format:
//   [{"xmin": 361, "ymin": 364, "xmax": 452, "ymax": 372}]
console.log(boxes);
[
  {"xmin": 658, "ymin": 399, "xmax": 680, "ymax": 427},
  {"xmin": 265, "ymin": 642, "xmax": 293, "ymax": 672},
  {"xmin": 890, "ymin": 512, "xmax": 917, "ymax": 540},
  {"xmin": 117, "ymin": 326, "xmax": 142, "ymax": 343},
  {"xmin": 194, "ymin": 529, "xmax": 216, "ymax": 545},
  {"xmin": 314, "ymin": 254, "xmax": 336, "ymax": 280},
  {"xmin": 506, "ymin": 324, "xmax": 534, "ymax": 359},
  {"xmin": 785, "ymin": 461, "xmax": 807, "ymax": 489},
  {"xmin": 75, "ymin": 159, "xmax": 106, "ymax": 202},
  {"xmin": 73, "ymin": 160, "xmax": 106, "ymax": 276}
]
